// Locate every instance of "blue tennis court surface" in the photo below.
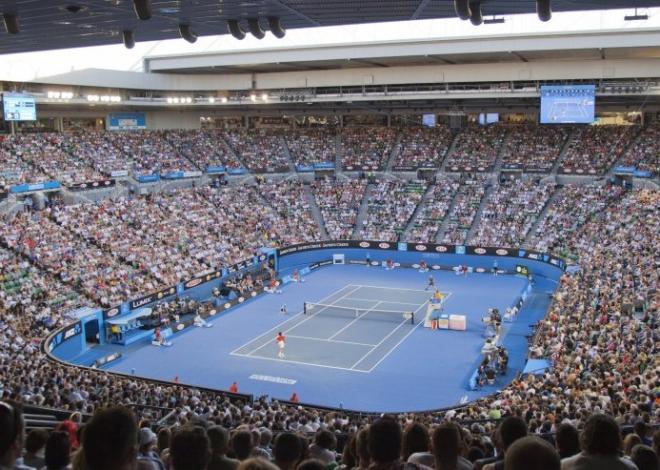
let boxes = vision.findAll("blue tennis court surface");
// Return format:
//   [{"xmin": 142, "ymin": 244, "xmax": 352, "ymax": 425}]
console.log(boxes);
[{"xmin": 105, "ymin": 264, "xmax": 555, "ymax": 412}]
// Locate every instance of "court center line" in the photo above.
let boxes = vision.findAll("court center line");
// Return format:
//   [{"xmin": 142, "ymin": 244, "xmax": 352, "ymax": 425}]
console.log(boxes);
[
  {"xmin": 344, "ymin": 297, "xmax": 422, "ymax": 306},
  {"xmin": 349, "ymin": 301, "xmax": 429, "ymax": 371},
  {"xmin": 230, "ymin": 284, "xmax": 355, "ymax": 354},
  {"xmin": 326, "ymin": 301, "xmax": 382, "ymax": 341},
  {"xmin": 353, "ymin": 284, "xmax": 430, "ymax": 293},
  {"xmin": 365, "ymin": 303, "xmax": 429, "ymax": 373},
  {"xmin": 286, "ymin": 334, "xmax": 377, "ymax": 347},
  {"xmin": 229, "ymin": 351, "xmax": 370, "ymax": 373},
  {"xmin": 245, "ymin": 285, "xmax": 362, "ymax": 356}
]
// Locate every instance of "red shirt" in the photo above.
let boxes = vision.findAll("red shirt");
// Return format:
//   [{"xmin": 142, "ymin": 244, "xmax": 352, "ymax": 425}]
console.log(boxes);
[
  {"xmin": 229, "ymin": 383, "xmax": 238, "ymax": 393},
  {"xmin": 276, "ymin": 334, "xmax": 285, "ymax": 343}
]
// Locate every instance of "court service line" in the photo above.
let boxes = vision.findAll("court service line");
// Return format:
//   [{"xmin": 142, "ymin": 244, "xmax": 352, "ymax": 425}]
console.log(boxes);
[
  {"xmin": 228, "ymin": 351, "xmax": 370, "ymax": 373},
  {"xmin": 350, "ymin": 301, "xmax": 429, "ymax": 371},
  {"xmin": 230, "ymin": 284, "xmax": 355, "ymax": 355},
  {"xmin": 286, "ymin": 335, "xmax": 377, "ymax": 347},
  {"xmin": 354, "ymin": 284, "xmax": 429, "ymax": 293},
  {"xmin": 326, "ymin": 301, "xmax": 382, "ymax": 341},
  {"xmin": 244, "ymin": 285, "xmax": 362, "ymax": 356}
]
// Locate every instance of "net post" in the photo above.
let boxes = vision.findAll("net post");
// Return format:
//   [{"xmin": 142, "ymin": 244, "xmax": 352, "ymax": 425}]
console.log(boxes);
[
  {"xmin": 303, "ymin": 302, "xmax": 307, "ymax": 315},
  {"xmin": 410, "ymin": 311, "xmax": 414, "ymax": 325}
]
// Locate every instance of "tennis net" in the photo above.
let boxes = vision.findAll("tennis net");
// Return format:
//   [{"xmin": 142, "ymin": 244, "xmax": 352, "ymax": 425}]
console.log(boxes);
[{"xmin": 303, "ymin": 302, "xmax": 415, "ymax": 325}]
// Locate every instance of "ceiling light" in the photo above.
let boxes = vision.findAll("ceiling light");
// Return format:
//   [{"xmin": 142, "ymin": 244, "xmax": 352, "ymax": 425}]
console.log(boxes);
[
  {"xmin": 185, "ymin": 97, "xmax": 192, "ymax": 103},
  {"xmin": 179, "ymin": 23, "xmax": 197, "ymax": 43},
  {"xmin": 267, "ymin": 17, "xmax": 285, "ymax": 38},
  {"xmin": 167, "ymin": 97, "xmax": 173, "ymax": 104},
  {"xmin": 247, "ymin": 18, "xmax": 265, "ymax": 39},
  {"xmin": 122, "ymin": 30, "xmax": 135, "ymax": 49},
  {"xmin": 221, "ymin": 97, "xmax": 228, "ymax": 103},
  {"xmin": 261, "ymin": 93, "xmax": 268, "ymax": 101},
  {"xmin": 2, "ymin": 13, "xmax": 19, "ymax": 34},
  {"xmin": 133, "ymin": 0, "xmax": 152, "ymax": 21},
  {"xmin": 209, "ymin": 97, "xmax": 215, "ymax": 103},
  {"xmin": 537, "ymin": 0, "xmax": 552, "ymax": 22},
  {"xmin": 250, "ymin": 94, "xmax": 257, "ymax": 102},
  {"xmin": 227, "ymin": 19, "xmax": 246, "ymax": 40}
]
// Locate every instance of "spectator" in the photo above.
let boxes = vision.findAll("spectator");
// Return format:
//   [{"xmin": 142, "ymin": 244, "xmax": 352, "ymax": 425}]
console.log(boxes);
[
  {"xmin": 43, "ymin": 431, "xmax": 71, "ymax": 470},
  {"xmin": 477, "ymin": 416, "xmax": 527, "ymax": 470},
  {"xmin": 629, "ymin": 445, "xmax": 658, "ymax": 470},
  {"xmin": 504, "ymin": 436, "xmax": 560, "ymax": 470},
  {"xmin": 238, "ymin": 457, "xmax": 281, "ymax": 470},
  {"xmin": 356, "ymin": 428, "xmax": 370, "ymax": 470},
  {"xmin": 232, "ymin": 430, "xmax": 255, "ymax": 461},
  {"xmin": 296, "ymin": 460, "xmax": 326, "ymax": 470},
  {"xmin": 431, "ymin": 422, "xmax": 471, "ymax": 470},
  {"xmin": 308, "ymin": 430, "xmax": 336, "ymax": 465},
  {"xmin": 0, "ymin": 400, "xmax": 30, "ymax": 470},
  {"xmin": 401, "ymin": 423, "xmax": 430, "ymax": 462},
  {"xmin": 82, "ymin": 406, "xmax": 138, "ymax": 470},
  {"xmin": 561, "ymin": 414, "xmax": 637, "ymax": 470},
  {"xmin": 624, "ymin": 435, "xmax": 643, "ymax": 457},
  {"xmin": 273, "ymin": 432, "xmax": 303, "ymax": 470},
  {"xmin": 137, "ymin": 427, "xmax": 166, "ymax": 470},
  {"xmin": 208, "ymin": 426, "xmax": 240, "ymax": 470},
  {"xmin": 23, "ymin": 429, "xmax": 48, "ymax": 469},
  {"xmin": 555, "ymin": 424, "xmax": 581, "ymax": 460},
  {"xmin": 169, "ymin": 426, "xmax": 210, "ymax": 470},
  {"xmin": 367, "ymin": 417, "xmax": 426, "ymax": 470}
]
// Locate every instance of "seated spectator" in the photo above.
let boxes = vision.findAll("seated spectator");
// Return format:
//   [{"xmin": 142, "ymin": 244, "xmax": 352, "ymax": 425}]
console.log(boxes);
[
  {"xmin": 138, "ymin": 427, "xmax": 166, "ymax": 470},
  {"xmin": 238, "ymin": 457, "xmax": 281, "ymax": 470},
  {"xmin": 367, "ymin": 417, "xmax": 427, "ymax": 470},
  {"xmin": 0, "ymin": 400, "xmax": 29, "ymax": 470},
  {"xmin": 208, "ymin": 426, "xmax": 240, "ymax": 470},
  {"xmin": 308, "ymin": 430, "xmax": 336, "ymax": 465},
  {"xmin": 23, "ymin": 429, "xmax": 48, "ymax": 469},
  {"xmin": 476, "ymin": 416, "xmax": 527, "ymax": 470},
  {"xmin": 296, "ymin": 460, "xmax": 326, "ymax": 470},
  {"xmin": 555, "ymin": 424, "xmax": 581, "ymax": 460},
  {"xmin": 43, "ymin": 431, "xmax": 71, "ymax": 470},
  {"xmin": 402, "ymin": 423, "xmax": 430, "ymax": 463},
  {"xmin": 82, "ymin": 406, "xmax": 138, "ymax": 470},
  {"xmin": 431, "ymin": 422, "xmax": 472, "ymax": 470},
  {"xmin": 273, "ymin": 432, "xmax": 303, "ymax": 470},
  {"xmin": 629, "ymin": 445, "xmax": 658, "ymax": 470},
  {"xmin": 232, "ymin": 430, "xmax": 255, "ymax": 461},
  {"xmin": 504, "ymin": 436, "xmax": 560, "ymax": 470},
  {"xmin": 560, "ymin": 414, "xmax": 637, "ymax": 469},
  {"xmin": 169, "ymin": 426, "xmax": 211, "ymax": 470}
]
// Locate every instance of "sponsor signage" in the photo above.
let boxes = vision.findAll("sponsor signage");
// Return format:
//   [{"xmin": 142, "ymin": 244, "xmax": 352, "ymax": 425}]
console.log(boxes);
[
  {"xmin": 103, "ymin": 306, "xmax": 120, "ymax": 320},
  {"xmin": 183, "ymin": 270, "xmax": 222, "ymax": 291},
  {"xmin": 206, "ymin": 166, "xmax": 227, "ymax": 174},
  {"xmin": 10, "ymin": 181, "xmax": 61, "ymax": 193},
  {"xmin": 129, "ymin": 286, "xmax": 177, "ymax": 310},
  {"xmin": 136, "ymin": 174, "xmax": 160, "ymax": 183},
  {"xmin": 67, "ymin": 179, "xmax": 115, "ymax": 191},
  {"xmin": 110, "ymin": 170, "xmax": 129, "ymax": 177}
]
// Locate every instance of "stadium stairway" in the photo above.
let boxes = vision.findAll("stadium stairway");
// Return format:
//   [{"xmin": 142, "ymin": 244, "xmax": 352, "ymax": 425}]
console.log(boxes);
[
  {"xmin": 401, "ymin": 182, "xmax": 436, "ymax": 239},
  {"xmin": 435, "ymin": 187, "xmax": 461, "ymax": 243},
  {"xmin": 220, "ymin": 133, "xmax": 252, "ymax": 171},
  {"xmin": 384, "ymin": 132, "xmax": 403, "ymax": 172},
  {"xmin": 352, "ymin": 182, "xmax": 375, "ymax": 239},
  {"xmin": 551, "ymin": 127, "xmax": 579, "ymax": 175},
  {"xmin": 303, "ymin": 183, "xmax": 330, "ymax": 240},
  {"xmin": 607, "ymin": 125, "xmax": 644, "ymax": 176},
  {"xmin": 492, "ymin": 128, "xmax": 512, "ymax": 174},
  {"xmin": 279, "ymin": 135, "xmax": 298, "ymax": 173},
  {"xmin": 335, "ymin": 133, "xmax": 343, "ymax": 173},
  {"xmin": 523, "ymin": 184, "xmax": 563, "ymax": 247},
  {"xmin": 465, "ymin": 182, "xmax": 496, "ymax": 243},
  {"xmin": 439, "ymin": 131, "xmax": 462, "ymax": 172}
]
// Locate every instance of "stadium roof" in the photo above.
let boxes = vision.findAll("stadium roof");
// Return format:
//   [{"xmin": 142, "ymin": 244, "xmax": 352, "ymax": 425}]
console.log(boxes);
[{"xmin": 2, "ymin": 0, "xmax": 660, "ymax": 55}]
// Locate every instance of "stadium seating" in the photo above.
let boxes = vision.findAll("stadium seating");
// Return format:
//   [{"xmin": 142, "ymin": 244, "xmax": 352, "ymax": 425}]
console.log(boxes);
[
  {"xmin": 340, "ymin": 127, "xmax": 397, "ymax": 171},
  {"xmin": 392, "ymin": 126, "xmax": 453, "ymax": 170},
  {"xmin": 445, "ymin": 125, "xmax": 507, "ymax": 172}
]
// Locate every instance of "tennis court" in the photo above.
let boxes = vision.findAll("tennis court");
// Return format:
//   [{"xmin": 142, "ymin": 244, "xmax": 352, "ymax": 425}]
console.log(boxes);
[{"xmin": 231, "ymin": 285, "xmax": 432, "ymax": 372}]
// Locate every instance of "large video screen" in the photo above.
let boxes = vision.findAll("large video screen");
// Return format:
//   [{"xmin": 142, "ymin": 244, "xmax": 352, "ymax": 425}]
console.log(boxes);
[
  {"xmin": 540, "ymin": 85, "xmax": 595, "ymax": 124},
  {"xmin": 422, "ymin": 114, "xmax": 436, "ymax": 128},
  {"xmin": 2, "ymin": 93, "xmax": 37, "ymax": 121}
]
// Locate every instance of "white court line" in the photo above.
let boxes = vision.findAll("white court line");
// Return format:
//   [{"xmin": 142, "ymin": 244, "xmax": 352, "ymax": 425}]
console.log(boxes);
[
  {"xmin": 350, "ymin": 300, "xmax": 429, "ymax": 371},
  {"xmin": 244, "ymin": 285, "xmax": 362, "ymax": 356},
  {"xmin": 230, "ymin": 284, "xmax": 355, "ymax": 355},
  {"xmin": 326, "ymin": 301, "xmax": 382, "ymax": 341},
  {"xmin": 286, "ymin": 335, "xmax": 377, "ymax": 347},
  {"xmin": 353, "ymin": 284, "xmax": 429, "ymax": 293},
  {"xmin": 344, "ymin": 297, "xmax": 421, "ymax": 306},
  {"xmin": 229, "ymin": 351, "xmax": 370, "ymax": 373}
]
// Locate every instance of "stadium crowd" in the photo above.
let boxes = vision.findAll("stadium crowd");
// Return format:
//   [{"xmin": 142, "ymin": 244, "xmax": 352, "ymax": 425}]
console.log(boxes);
[
  {"xmin": 501, "ymin": 124, "xmax": 570, "ymax": 173},
  {"xmin": 469, "ymin": 181, "xmax": 556, "ymax": 247},
  {"xmin": 358, "ymin": 180, "xmax": 426, "ymax": 241},
  {"xmin": 445, "ymin": 125, "xmax": 506, "ymax": 172},
  {"xmin": 392, "ymin": 127, "xmax": 452, "ymax": 170},
  {"xmin": 166, "ymin": 130, "xmax": 244, "ymax": 171},
  {"xmin": 617, "ymin": 123, "xmax": 659, "ymax": 176},
  {"xmin": 0, "ymin": 124, "xmax": 658, "ymax": 470},
  {"xmin": 312, "ymin": 179, "xmax": 368, "ymax": 240},
  {"xmin": 560, "ymin": 125, "xmax": 638, "ymax": 175},
  {"xmin": 224, "ymin": 130, "xmax": 291, "ymax": 173},
  {"xmin": 405, "ymin": 176, "xmax": 459, "ymax": 243},
  {"xmin": 340, "ymin": 127, "xmax": 397, "ymax": 170},
  {"xmin": 285, "ymin": 130, "xmax": 337, "ymax": 168}
]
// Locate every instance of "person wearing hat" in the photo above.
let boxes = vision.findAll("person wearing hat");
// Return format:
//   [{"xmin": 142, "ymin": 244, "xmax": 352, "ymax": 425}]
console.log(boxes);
[{"xmin": 138, "ymin": 428, "xmax": 166, "ymax": 470}]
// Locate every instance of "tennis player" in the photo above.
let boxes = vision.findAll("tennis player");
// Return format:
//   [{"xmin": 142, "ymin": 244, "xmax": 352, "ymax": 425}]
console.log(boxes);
[
  {"xmin": 425, "ymin": 274, "xmax": 435, "ymax": 291},
  {"xmin": 280, "ymin": 304, "xmax": 288, "ymax": 315},
  {"xmin": 276, "ymin": 331, "xmax": 286, "ymax": 358}
]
